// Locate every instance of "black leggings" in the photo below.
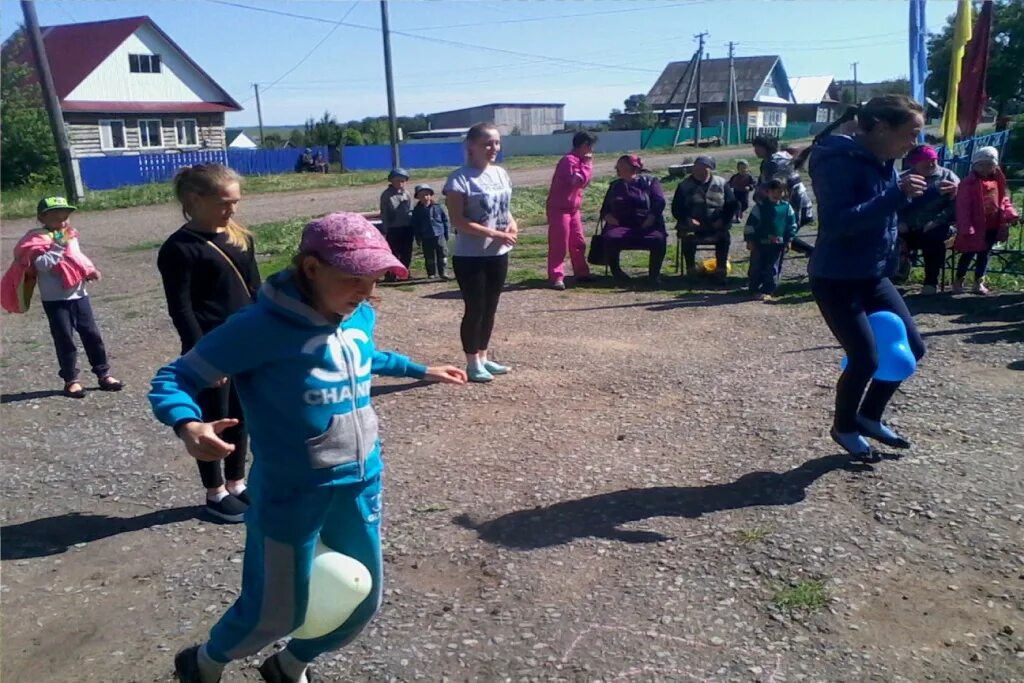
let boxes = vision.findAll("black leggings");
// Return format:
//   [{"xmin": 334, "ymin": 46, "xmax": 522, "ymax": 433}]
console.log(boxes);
[
  {"xmin": 955, "ymin": 229, "xmax": 999, "ymax": 280},
  {"xmin": 810, "ymin": 277, "xmax": 926, "ymax": 433},
  {"xmin": 453, "ymin": 254, "xmax": 508, "ymax": 354},
  {"xmin": 196, "ymin": 381, "xmax": 248, "ymax": 488}
]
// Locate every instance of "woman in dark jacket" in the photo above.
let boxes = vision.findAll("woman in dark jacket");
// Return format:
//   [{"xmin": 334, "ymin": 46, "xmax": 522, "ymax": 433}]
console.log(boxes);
[
  {"xmin": 804, "ymin": 96, "xmax": 928, "ymax": 461},
  {"xmin": 599, "ymin": 155, "xmax": 667, "ymax": 285}
]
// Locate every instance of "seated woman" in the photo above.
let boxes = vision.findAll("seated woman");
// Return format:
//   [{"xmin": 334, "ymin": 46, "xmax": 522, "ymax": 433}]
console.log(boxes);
[
  {"xmin": 895, "ymin": 144, "xmax": 958, "ymax": 292},
  {"xmin": 599, "ymin": 154, "xmax": 667, "ymax": 285}
]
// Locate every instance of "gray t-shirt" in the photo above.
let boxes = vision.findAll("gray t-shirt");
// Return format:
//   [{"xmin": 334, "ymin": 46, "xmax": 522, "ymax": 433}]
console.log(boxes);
[{"xmin": 443, "ymin": 164, "xmax": 513, "ymax": 257}]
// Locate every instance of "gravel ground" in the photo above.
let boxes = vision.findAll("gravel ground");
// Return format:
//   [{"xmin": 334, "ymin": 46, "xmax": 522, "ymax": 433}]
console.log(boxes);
[{"xmin": 1, "ymin": 174, "xmax": 1022, "ymax": 683}]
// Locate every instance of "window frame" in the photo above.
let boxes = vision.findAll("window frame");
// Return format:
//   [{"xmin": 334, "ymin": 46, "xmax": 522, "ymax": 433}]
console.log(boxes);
[
  {"xmin": 98, "ymin": 118, "xmax": 128, "ymax": 151},
  {"xmin": 761, "ymin": 107, "xmax": 786, "ymax": 127},
  {"xmin": 138, "ymin": 119, "xmax": 165, "ymax": 149},
  {"xmin": 174, "ymin": 118, "xmax": 199, "ymax": 147},
  {"xmin": 128, "ymin": 53, "xmax": 162, "ymax": 73}
]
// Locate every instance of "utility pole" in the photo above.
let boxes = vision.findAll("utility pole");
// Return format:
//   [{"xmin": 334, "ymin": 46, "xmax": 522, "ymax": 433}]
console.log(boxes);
[
  {"xmin": 726, "ymin": 41, "xmax": 736, "ymax": 146},
  {"xmin": 694, "ymin": 31, "xmax": 708, "ymax": 147},
  {"xmin": 851, "ymin": 62, "xmax": 860, "ymax": 104},
  {"xmin": 379, "ymin": 0, "xmax": 400, "ymax": 168},
  {"xmin": 21, "ymin": 0, "xmax": 79, "ymax": 202},
  {"xmin": 253, "ymin": 83, "xmax": 265, "ymax": 147}
]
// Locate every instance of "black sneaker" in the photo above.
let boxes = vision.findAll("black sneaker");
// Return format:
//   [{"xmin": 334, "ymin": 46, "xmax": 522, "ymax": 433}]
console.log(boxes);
[
  {"xmin": 233, "ymin": 489, "xmax": 251, "ymax": 506},
  {"xmin": 205, "ymin": 494, "xmax": 247, "ymax": 523},
  {"xmin": 174, "ymin": 645, "xmax": 219, "ymax": 683},
  {"xmin": 259, "ymin": 653, "xmax": 315, "ymax": 683}
]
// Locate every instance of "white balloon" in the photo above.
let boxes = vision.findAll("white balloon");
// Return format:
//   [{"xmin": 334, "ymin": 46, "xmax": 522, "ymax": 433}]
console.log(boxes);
[{"xmin": 291, "ymin": 540, "xmax": 373, "ymax": 640}]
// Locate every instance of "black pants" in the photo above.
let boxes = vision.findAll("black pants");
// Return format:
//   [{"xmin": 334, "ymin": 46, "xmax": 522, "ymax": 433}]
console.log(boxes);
[
  {"xmin": 385, "ymin": 225, "xmax": 415, "ymax": 269},
  {"xmin": 811, "ymin": 277, "xmax": 926, "ymax": 433},
  {"xmin": 422, "ymin": 236, "xmax": 448, "ymax": 277},
  {"xmin": 955, "ymin": 229, "xmax": 999, "ymax": 280},
  {"xmin": 453, "ymin": 254, "xmax": 508, "ymax": 354},
  {"xmin": 749, "ymin": 243, "xmax": 785, "ymax": 294},
  {"xmin": 900, "ymin": 229, "xmax": 948, "ymax": 287},
  {"xmin": 682, "ymin": 229, "xmax": 731, "ymax": 272},
  {"xmin": 195, "ymin": 381, "xmax": 248, "ymax": 488},
  {"xmin": 790, "ymin": 236, "xmax": 814, "ymax": 256},
  {"xmin": 735, "ymin": 191, "xmax": 750, "ymax": 217},
  {"xmin": 608, "ymin": 243, "xmax": 666, "ymax": 280},
  {"xmin": 42, "ymin": 297, "xmax": 110, "ymax": 383}
]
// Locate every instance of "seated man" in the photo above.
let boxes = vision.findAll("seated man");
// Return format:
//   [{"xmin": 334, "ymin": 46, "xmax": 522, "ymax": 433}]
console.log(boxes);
[
  {"xmin": 296, "ymin": 147, "xmax": 316, "ymax": 173},
  {"xmin": 672, "ymin": 155, "xmax": 738, "ymax": 283}
]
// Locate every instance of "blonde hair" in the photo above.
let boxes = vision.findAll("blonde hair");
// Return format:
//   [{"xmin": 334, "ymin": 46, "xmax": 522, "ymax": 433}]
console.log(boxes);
[{"xmin": 173, "ymin": 163, "xmax": 252, "ymax": 250}]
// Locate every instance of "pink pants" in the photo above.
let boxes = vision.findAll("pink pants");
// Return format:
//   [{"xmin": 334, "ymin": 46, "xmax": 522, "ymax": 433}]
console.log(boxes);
[{"xmin": 546, "ymin": 209, "xmax": 590, "ymax": 282}]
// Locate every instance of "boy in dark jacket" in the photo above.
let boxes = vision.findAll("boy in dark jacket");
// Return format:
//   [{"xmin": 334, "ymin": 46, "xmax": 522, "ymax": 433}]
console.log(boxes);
[
  {"xmin": 411, "ymin": 184, "xmax": 451, "ymax": 279},
  {"xmin": 728, "ymin": 159, "xmax": 757, "ymax": 223},
  {"xmin": 745, "ymin": 179, "xmax": 797, "ymax": 300}
]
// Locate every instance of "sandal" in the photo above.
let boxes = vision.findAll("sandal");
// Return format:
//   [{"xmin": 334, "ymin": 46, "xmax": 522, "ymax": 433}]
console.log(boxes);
[
  {"xmin": 98, "ymin": 376, "xmax": 124, "ymax": 392},
  {"xmin": 63, "ymin": 381, "xmax": 86, "ymax": 399}
]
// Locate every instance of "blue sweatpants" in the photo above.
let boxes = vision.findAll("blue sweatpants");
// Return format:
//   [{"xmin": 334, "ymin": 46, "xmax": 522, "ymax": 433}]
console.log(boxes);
[
  {"xmin": 748, "ymin": 243, "xmax": 785, "ymax": 295},
  {"xmin": 204, "ymin": 473, "xmax": 383, "ymax": 665}
]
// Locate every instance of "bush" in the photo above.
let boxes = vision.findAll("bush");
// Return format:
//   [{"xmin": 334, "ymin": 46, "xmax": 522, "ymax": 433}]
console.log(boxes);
[{"xmin": 1, "ymin": 34, "xmax": 61, "ymax": 190}]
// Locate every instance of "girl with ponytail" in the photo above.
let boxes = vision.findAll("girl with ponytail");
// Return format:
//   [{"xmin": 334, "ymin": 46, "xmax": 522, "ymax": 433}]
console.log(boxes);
[
  {"xmin": 157, "ymin": 164, "xmax": 261, "ymax": 522},
  {"xmin": 803, "ymin": 95, "xmax": 929, "ymax": 461}
]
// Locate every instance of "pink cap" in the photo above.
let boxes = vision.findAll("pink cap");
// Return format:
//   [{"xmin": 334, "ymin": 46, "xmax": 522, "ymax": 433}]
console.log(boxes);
[
  {"xmin": 299, "ymin": 212, "xmax": 409, "ymax": 279},
  {"xmin": 906, "ymin": 145, "xmax": 939, "ymax": 165}
]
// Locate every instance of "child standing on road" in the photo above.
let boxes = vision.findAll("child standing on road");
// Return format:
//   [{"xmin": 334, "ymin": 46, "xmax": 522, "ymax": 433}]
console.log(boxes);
[
  {"xmin": 1, "ymin": 196, "xmax": 123, "ymax": 398},
  {"xmin": 158, "ymin": 164, "xmax": 260, "ymax": 523},
  {"xmin": 379, "ymin": 168, "xmax": 414, "ymax": 279},
  {"xmin": 150, "ymin": 212, "xmax": 466, "ymax": 683},
  {"xmin": 411, "ymin": 184, "xmax": 451, "ymax": 280},
  {"xmin": 953, "ymin": 146, "xmax": 1020, "ymax": 295},
  {"xmin": 728, "ymin": 159, "xmax": 757, "ymax": 222},
  {"xmin": 745, "ymin": 179, "xmax": 797, "ymax": 300}
]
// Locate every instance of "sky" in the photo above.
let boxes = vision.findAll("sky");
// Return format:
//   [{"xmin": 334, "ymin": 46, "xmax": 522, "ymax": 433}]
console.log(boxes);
[{"xmin": 1, "ymin": 0, "xmax": 960, "ymax": 127}]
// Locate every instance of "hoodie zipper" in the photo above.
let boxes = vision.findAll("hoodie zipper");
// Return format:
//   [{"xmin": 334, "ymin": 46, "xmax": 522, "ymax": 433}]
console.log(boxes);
[{"xmin": 338, "ymin": 332, "xmax": 365, "ymax": 479}]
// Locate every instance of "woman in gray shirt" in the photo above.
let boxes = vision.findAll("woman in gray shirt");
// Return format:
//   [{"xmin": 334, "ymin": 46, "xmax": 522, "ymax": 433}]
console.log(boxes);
[{"xmin": 443, "ymin": 122, "xmax": 519, "ymax": 383}]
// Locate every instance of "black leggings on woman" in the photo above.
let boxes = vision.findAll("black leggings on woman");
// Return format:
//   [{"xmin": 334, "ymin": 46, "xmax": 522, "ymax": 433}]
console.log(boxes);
[
  {"xmin": 196, "ymin": 381, "xmax": 247, "ymax": 488},
  {"xmin": 810, "ymin": 276, "xmax": 926, "ymax": 433},
  {"xmin": 453, "ymin": 254, "xmax": 508, "ymax": 354}
]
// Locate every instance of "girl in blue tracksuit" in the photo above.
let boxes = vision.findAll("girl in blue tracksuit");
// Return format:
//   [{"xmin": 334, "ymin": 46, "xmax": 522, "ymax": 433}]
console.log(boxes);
[
  {"xmin": 799, "ymin": 95, "xmax": 928, "ymax": 461},
  {"xmin": 150, "ymin": 212, "xmax": 466, "ymax": 683}
]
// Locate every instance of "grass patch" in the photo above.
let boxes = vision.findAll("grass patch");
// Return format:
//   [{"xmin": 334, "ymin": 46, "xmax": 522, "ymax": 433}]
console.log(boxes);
[
  {"xmin": 773, "ymin": 580, "xmax": 829, "ymax": 612},
  {"xmin": 734, "ymin": 527, "xmax": 772, "ymax": 545}
]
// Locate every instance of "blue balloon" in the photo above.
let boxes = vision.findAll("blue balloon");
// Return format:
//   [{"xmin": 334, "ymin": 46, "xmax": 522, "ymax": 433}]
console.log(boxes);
[{"xmin": 840, "ymin": 311, "xmax": 917, "ymax": 382}]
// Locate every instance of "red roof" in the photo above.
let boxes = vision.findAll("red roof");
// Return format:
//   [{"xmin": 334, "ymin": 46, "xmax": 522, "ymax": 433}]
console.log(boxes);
[
  {"xmin": 62, "ymin": 101, "xmax": 238, "ymax": 113},
  {"xmin": 3, "ymin": 16, "xmax": 241, "ymax": 111}
]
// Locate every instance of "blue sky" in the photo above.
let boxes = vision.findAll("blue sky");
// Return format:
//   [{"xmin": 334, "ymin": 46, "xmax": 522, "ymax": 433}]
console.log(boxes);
[{"xmin": 2, "ymin": 0, "xmax": 959, "ymax": 127}]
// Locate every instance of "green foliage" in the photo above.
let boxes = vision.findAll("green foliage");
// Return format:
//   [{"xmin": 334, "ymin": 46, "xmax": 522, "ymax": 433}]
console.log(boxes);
[
  {"xmin": 261, "ymin": 132, "xmax": 286, "ymax": 149},
  {"xmin": 773, "ymin": 580, "xmax": 829, "ymax": 611},
  {"xmin": 928, "ymin": 0, "xmax": 1024, "ymax": 116},
  {"xmin": 1, "ymin": 32, "xmax": 61, "ymax": 189},
  {"xmin": 610, "ymin": 93, "xmax": 657, "ymax": 131}
]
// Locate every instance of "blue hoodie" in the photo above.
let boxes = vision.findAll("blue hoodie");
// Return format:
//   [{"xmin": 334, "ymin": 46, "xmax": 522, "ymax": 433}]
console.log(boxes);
[
  {"xmin": 149, "ymin": 269, "xmax": 427, "ymax": 488},
  {"xmin": 807, "ymin": 135, "xmax": 909, "ymax": 280}
]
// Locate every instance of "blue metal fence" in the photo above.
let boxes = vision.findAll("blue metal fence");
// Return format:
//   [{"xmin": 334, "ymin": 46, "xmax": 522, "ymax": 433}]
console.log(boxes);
[
  {"xmin": 342, "ymin": 142, "xmax": 487, "ymax": 171},
  {"xmin": 937, "ymin": 130, "xmax": 1009, "ymax": 177},
  {"xmin": 78, "ymin": 146, "xmax": 329, "ymax": 191}
]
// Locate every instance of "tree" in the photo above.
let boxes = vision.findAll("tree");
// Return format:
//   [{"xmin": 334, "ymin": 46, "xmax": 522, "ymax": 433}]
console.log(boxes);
[
  {"xmin": 608, "ymin": 93, "xmax": 657, "ymax": 130},
  {"xmin": 928, "ymin": 0, "xmax": 1024, "ymax": 117},
  {"xmin": 1, "ymin": 31, "xmax": 61, "ymax": 189},
  {"xmin": 304, "ymin": 111, "xmax": 344, "ymax": 146},
  {"xmin": 288, "ymin": 129, "xmax": 306, "ymax": 148},
  {"xmin": 261, "ymin": 132, "xmax": 285, "ymax": 149}
]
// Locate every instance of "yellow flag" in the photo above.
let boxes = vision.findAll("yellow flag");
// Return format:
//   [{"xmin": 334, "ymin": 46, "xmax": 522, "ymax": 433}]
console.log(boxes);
[{"xmin": 941, "ymin": 0, "xmax": 973, "ymax": 149}]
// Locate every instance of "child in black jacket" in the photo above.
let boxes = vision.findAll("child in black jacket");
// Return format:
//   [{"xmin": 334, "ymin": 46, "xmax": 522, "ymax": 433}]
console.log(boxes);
[{"xmin": 411, "ymin": 184, "xmax": 451, "ymax": 279}]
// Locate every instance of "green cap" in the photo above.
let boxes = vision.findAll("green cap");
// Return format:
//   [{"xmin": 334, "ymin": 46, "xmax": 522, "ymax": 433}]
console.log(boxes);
[{"xmin": 37, "ymin": 196, "xmax": 77, "ymax": 215}]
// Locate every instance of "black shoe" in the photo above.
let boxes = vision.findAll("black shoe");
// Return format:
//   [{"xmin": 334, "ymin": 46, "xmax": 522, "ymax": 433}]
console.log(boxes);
[
  {"xmin": 233, "ymin": 489, "xmax": 251, "ymax": 506},
  {"xmin": 205, "ymin": 494, "xmax": 247, "ymax": 523},
  {"xmin": 175, "ymin": 645, "xmax": 219, "ymax": 683},
  {"xmin": 856, "ymin": 416, "xmax": 911, "ymax": 449},
  {"xmin": 259, "ymin": 653, "xmax": 315, "ymax": 683}
]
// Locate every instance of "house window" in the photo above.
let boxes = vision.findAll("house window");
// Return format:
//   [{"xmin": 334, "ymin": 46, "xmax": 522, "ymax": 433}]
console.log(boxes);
[
  {"xmin": 98, "ymin": 119, "xmax": 127, "ymax": 151},
  {"xmin": 762, "ymin": 107, "xmax": 786, "ymax": 127},
  {"xmin": 129, "ymin": 54, "xmax": 162, "ymax": 73},
  {"xmin": 816, "ymin": 106, "xmax": 832, "ymax": 123},
  {"xmin": 175, "ymin": 119, "xmax": 198, "ymax": 147},
  {"xmin": 139, "ymin": 119, "xmax": 164, "ymax": 148}
]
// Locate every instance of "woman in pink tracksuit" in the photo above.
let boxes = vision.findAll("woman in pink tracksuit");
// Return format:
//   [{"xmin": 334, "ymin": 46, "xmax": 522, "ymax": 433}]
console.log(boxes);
[{"xmin": 546, "ymin": 131, "xmax": 598, "ymax": 290}]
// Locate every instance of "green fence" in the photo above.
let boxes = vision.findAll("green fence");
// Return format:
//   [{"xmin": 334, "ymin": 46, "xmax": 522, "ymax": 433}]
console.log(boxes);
[{"xmin": 643, "ymin": 122, "xmax": 819, "ymax": 149}]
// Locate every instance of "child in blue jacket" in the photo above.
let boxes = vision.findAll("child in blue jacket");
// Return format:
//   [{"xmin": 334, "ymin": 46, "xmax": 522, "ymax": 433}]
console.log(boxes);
[
  {"xmin": 801, "ymin": 95, "xmax": 928, "ymax": 461},
  {"xmin": 150, "ymin": 212, "xmax": 466, "ymax": 683},
  {"xmin": 744, "ymin": 178, "xmax": 797, "ymax": 300},
  {"xmin": 411, "ymin": 184, "xmax": 450, "ymax": 280}
]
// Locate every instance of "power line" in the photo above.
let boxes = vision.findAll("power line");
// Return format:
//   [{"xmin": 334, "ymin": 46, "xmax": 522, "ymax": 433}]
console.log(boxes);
[
  {"xmin": 407, "ymin": 0, "xmax": 713, "ymax": 31},
  {"xmin": 740, "ymin": 30, "xmax": 904, "ymax": 47}
]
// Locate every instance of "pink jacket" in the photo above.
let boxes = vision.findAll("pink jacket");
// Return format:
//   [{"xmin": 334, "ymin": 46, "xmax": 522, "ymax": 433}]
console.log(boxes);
[
  {"xmin": 954, "ymin": 170, "xmax": 1019, "ymax": 253},
  {"xmin": 1, "ymin": 228, "xmax": 98, "ymax": 313},
  {"xmin": 546, "ymin": 152, "xmax": 593, "ymax": 213}
]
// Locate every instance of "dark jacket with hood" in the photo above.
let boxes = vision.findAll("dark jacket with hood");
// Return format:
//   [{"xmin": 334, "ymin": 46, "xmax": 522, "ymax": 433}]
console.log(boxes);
[{"xmin": 807, "ymin": 135, "xmax": 908, "ymax": 280}]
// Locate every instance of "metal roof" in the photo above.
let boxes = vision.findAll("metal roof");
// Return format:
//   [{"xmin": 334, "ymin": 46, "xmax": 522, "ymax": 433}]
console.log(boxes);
[{"xmin": 647, "ymin": 55, "xmax": 792, "ymax": 108}]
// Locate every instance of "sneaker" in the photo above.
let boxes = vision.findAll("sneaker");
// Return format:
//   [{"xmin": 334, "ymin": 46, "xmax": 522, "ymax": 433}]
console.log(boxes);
[
  {"xmin": 921, "ymin": 284, "xmax": 937, "ymax": 295},
  {"xmin": 551, "ymin": 280, "xmax": 566, "ymax": 291},
  {"xmin": 467, "ymin": 366, "xmax": 494, "ymax": 383},
  {"xmin": 951, "ymin": 278, "xmax": 965, "ymax": 294},
  {"xmin": 482, "ymin": 360, "xmax": 510, "ymax": 375},
  {"xmin": 205, "ymin": 494, "xmax": 247, "ymax": 523},
  {"xmin": 174, "ymin": 645, "xmax": 219, "ymax": 683},
  {"xmin": 973, "ymin": 280, "xmax": 990, "ymax": 295},
  {"xmin": 231, "ymin": 489, "xmax": 251, "ymax": 506},
  {"xmin": 761, "ymin": 294, "xmax": 775, "ymax": 303},
  {"xmin": 439, "ymin": 273, "xmax": 450, "ymax": 281},
  {"xmin": 259, "ymin": 653, "xmax": 314, "ymax": 683},
  {"xmin": 754, "ymin": 292, "xmax": 768, "ymax": 302}
]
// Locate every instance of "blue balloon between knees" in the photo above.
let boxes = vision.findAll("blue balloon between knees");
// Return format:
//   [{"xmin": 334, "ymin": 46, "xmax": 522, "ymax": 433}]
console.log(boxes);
[{"xmin": 840, "ymin": 311, "xmax": 917, "ymax": 382}]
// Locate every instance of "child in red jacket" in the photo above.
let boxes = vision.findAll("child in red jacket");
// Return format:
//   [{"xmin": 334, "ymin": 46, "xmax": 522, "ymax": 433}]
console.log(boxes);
[{"xmin": 953, "ymin": 146, "xmax": 1020, "ymax": 294}]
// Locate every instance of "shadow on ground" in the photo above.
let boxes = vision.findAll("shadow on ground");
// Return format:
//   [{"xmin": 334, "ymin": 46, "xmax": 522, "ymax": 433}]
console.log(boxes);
[
  {"xmin": 1, "ymin": 507, "xmax": 199, "ymax": 560},
  {"xmin": 456, "ymin": 453, "xmax": 897, "ymax": 550}
]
